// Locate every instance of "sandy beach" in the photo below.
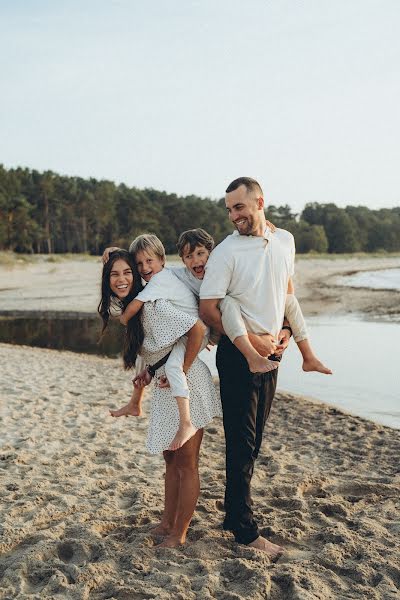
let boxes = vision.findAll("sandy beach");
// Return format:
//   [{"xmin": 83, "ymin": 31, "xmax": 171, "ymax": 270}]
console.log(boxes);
[
  {"xmin": 0, "ymin": 253, "xmax": 399, "ymax": 318},
  {"xmin": 1, "ymin": 254, "xmax": 400, "ymax": 599}
]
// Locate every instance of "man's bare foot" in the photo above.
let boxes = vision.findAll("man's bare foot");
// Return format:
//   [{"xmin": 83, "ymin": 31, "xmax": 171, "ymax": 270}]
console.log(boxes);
[
  {"xmin": 109, "ymin": 401, "xmax": 142, "ymax": 417},
  {"xmin": 303, "ymin": 358, "xmax": 332, "ymax": 375},
  {"xmin": 247, "ymin": 536, "xmax": 284, "ymax": 560},
  {"xmin": 155, "ymin": 534, "xmax": 185, "ymax": 548},
  {"xmin": 248, "ymin": 356, "xmax": 279, "ymax": 374},
  {"xmin": 168, "ymin": 423, "xmax": 197, "ymax": 451}
]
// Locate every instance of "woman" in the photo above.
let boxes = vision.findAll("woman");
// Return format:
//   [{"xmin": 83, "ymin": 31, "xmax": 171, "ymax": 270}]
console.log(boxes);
[{"xmin": 98, "ymin": 248, "xmax": 221, "ymax": 548}]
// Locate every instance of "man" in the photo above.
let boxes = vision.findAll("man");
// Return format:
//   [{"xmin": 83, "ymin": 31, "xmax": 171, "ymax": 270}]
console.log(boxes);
[{"xmin": 199, "ymin": 177, "xmax": 294, "ymax": 558}]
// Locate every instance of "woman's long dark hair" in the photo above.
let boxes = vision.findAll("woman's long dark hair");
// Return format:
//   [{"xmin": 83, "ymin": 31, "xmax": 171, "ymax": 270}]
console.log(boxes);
[{"xmin": 98, "ymin": 249, "xmax": 144, "ymax": 369}]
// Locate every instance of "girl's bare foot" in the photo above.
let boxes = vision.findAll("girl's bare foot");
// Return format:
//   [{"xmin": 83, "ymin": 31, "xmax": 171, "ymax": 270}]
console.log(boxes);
[
  {"xmin": 155, "ymin": 534, "xmax": 185, "ymax": 548},
  {"xmin": 168, "ymin": 423, "xmax": 197, "ymax": 451},
  {"xmin": 302, "ymin": 358, "xmax": 332, "ymax": 375},
  {"xmin": 109, "ymin": 401, "xmax": 142, "ymax": 417},
  {"xmin": 248, "ymin": 356, "xmax": 279, "ymax": 374},
  {"xmin": 247, "ymin": 536, "xmax": 284, "ymax": 560}
]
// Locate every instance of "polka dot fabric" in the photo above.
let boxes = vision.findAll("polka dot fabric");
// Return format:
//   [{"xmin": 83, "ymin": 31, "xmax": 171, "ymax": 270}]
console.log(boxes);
[{"xmin": 140, "ymin": 299, "xmax": 222, "ymax": 454}]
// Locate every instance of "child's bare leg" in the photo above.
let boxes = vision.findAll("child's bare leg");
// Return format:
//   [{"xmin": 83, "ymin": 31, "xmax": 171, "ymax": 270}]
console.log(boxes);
[
  {"xmin": 151, "ymin": 450, "xmax": 179, "ymax": 536},
  {"xmin": 109, "ymin": 387, "xmax": 143, "ymax": 417},
  {"xmin": 157, "ymin": 429, "xmax": 203, "ymax": 548},
  {"xmin": 220, "ymin": 296, "xmax": 278, "ymax": 373},
  {"xmin": 168, "ymin": 396, "xmax": 197, "ymax": 451},
  {"xmin": 297, "ymin": 339, "xmax": 332, "ymax": 374},
  {"xmin": 233, "ymin": 335, "xmax": 279, "ymax": 374}
]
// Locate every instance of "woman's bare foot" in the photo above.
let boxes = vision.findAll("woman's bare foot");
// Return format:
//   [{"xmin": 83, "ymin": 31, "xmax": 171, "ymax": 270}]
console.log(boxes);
[
  {"xmin": 247, "ymin": 536, "xmax": 284, "ymax": 560},
  {"xmin": 109, "ymin": 401, "xmax": 142, "ymax": 417},
  {"xmin": 150, "ymin": 522, "xmax": 172, "ymax": 537},
  {"xmin": 168, "ymin": 423, "xmax": 197, "ymax": 451},
  {"xmin": 302, "ymin": 358, "xmax": 332, "ymax": 375},
  {"xmin": 155, "ymin": 534, "xmax": 185, "ymax": 548},
  {"xmin": 248, "ymin": 356, "xmax": 279, "ymax": 374}
]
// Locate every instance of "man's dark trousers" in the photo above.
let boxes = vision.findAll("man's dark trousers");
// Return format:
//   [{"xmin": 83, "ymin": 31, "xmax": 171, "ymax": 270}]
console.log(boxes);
[{"xmin": 216, "ymin": 335, "xmax": 278, "ymax": 545}]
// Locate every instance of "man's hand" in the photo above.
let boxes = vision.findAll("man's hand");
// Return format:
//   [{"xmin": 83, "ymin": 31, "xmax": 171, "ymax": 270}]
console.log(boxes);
[
  {"xmin": 248, "ymin": 333, "xmax": 277, "ymax": 357},
  {"xmin": 275, "ymin": 328, "xmax": 291, "ymax": 356},
  {"xmin": 102, "ymin": 246, "xmax": 120, "ymax": 264},
  {"xmin": 133, "ymin": 368, "xmax": 152, "ymax": 389}
]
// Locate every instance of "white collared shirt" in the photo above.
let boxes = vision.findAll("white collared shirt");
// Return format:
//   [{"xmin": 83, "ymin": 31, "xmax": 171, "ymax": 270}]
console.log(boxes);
[{"xmin": 200, "ymin": 227, "xmax": 295, "ymax": 337}]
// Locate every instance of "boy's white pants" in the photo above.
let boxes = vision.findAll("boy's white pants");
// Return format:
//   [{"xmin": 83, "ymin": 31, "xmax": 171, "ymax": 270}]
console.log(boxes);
[
  {"xmin": 164, "ymin": 334, "xmax": 209, "ymax": 399},
  {"xmin": 220, "ymin": 294, "xmax": 308, "ymax": 343}
]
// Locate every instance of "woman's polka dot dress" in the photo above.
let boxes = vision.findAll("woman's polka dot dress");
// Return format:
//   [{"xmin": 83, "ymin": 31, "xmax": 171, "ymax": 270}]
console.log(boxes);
[{"xmin": 140, "ymin": 299, "xmax": 222, "ymax": 454}]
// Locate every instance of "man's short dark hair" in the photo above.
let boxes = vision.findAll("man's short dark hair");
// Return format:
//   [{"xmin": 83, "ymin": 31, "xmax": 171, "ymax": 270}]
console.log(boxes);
[
  {"xmin": 177, "ymin": 228, "xmax": 215, "ymax": 257},
  {"xmin": 225, "ymin": 177, "xmax": 263, "ymax": 197}
]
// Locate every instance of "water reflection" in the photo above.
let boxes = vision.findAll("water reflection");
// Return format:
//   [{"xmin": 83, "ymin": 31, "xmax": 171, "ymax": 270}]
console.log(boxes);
[{"xmin": 0, "ymin": 315, "xmax": 124, "ymax": 357}]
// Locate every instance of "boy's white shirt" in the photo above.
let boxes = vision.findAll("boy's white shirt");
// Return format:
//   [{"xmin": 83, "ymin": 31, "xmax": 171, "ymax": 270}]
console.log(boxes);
[
  {"xmin": 135, "ymin": 267, "xmax": 199, "ymax": 317},
  {"xmin": 170, "ymin": 265, "xmax": 202, "ymax": 297}
]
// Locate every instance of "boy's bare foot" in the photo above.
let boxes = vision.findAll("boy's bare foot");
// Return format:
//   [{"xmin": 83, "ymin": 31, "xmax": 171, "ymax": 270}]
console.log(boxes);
[
  {"xmin": 155, "ymin": 534, "xmax": 185, "ymax": 548},
  {"xmin": 247, "ymin": 536, "xmax": 284, "ymax": 560},
  {"xmin": 168, "ymin": 423, "xmax": 197, "ymax": 451},
  {"xmin": 109, "ymin": 401, "xmax": 142, "ymax": 417},
  {"xmin": 303, "ymin": 358, "xmax": 332, "ymax": 375},
  {"xmin": 248, "ymin": 356, "xmax": 279, "ymax": 374}
]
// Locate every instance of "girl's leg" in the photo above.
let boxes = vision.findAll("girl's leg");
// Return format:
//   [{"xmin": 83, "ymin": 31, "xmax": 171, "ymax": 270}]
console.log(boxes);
[
  {"xmin": 157, "ymin": 428, "xmax": 204, "ymax": 547},
  {"xmin": 151, "ymin": 450, "xmax": 179, "ymax": 536}
]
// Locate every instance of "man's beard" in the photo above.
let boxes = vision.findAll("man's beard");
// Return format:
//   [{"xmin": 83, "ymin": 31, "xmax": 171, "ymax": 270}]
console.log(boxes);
[{"xmin": 235, "ymin": 215, "xmax": 255, "ymax": 236}]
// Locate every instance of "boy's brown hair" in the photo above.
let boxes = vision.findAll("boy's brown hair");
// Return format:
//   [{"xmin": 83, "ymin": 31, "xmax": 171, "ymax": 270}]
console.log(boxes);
[{"xmin": 176, "ymin": 228, "xmax": 215, "ymax": 257}]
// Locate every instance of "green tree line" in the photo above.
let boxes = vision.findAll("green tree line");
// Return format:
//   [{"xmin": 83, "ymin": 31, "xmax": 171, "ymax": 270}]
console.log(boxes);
[{"xmin": 1, "ymin": 165, "xmax": 399, "ymax": 254}]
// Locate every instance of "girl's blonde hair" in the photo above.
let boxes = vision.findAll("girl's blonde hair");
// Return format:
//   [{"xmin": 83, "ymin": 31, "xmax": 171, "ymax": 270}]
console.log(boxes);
[{"xmin": 129, "ymin": 233, "xmax": 166, "ymax": 263}]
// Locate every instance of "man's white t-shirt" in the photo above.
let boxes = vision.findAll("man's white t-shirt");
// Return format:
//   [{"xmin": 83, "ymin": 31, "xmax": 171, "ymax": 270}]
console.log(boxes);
[
  {"xmin": 135, "ymin": 267, "xmax": 199, "ymax": 317},
  {"xmin": 200, "ymin": 227, "xmax": 295, "ymax": 338}
]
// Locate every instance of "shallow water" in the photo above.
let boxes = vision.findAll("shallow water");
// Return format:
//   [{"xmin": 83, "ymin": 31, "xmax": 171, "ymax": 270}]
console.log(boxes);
[
  {"xmin": 0, "ymin": 315, "xmax": 123, "ymax": 356},
  {"xmin": 200, "ymin": 315, "xmax": 400, "ymax": 430},
  {"xmin": 341, "ymin": 268, "xmax": 400, "ymax": 290},
  {"xmin": 1, "ymin": 313, "xmax": 399, "ymax": 429}
]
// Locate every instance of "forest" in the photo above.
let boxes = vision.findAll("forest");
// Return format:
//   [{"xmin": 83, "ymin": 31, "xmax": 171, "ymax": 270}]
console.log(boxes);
[{"xmin": 1, "ymin": 165, "xmax": 399, "ymax": 255}]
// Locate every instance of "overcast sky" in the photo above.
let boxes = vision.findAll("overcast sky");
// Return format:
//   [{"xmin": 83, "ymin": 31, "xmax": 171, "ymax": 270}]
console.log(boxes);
[{"xmin": 1, "ymin": 0, "xmax": 399, "ymax": 213}]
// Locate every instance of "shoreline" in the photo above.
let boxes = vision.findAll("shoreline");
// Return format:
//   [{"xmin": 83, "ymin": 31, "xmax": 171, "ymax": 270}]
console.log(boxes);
[
  {"xmin": 0, "ymin": 254, "xmax": 399, "ymax": 318},
  {"xmin": 1, "ymin": 343, "xmax": 399, "ymax": 599}
]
